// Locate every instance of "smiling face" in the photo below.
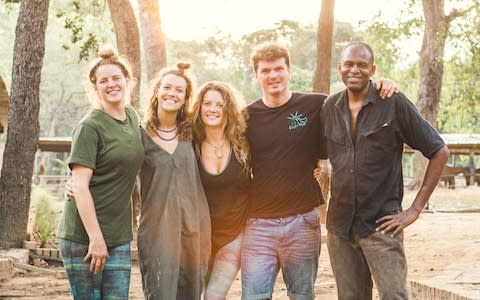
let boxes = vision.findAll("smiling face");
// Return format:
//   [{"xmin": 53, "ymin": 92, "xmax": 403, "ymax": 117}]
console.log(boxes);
[
  {"xmin": 156, "ymin": 74, "xmax": 187, "ymax": 113},
  {"xmin": 201, "ymin": 89, "xmax": 225, "ymax": 129},
  {"xmin": 255, "ymin": 57, "xmax": 291, "ymax": 97},
  {"xmin": 338, "ymin": 44, "xmax": 376, "ymax": 94},
  {"xmin": 94, "ymin": 64, "xmax": 128, "ymax": 106}
]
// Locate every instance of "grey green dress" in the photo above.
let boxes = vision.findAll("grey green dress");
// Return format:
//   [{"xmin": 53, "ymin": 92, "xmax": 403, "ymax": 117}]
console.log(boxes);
[{"xmin": 137, "ymin": 127, "xmax": 211, "ymax": 300}]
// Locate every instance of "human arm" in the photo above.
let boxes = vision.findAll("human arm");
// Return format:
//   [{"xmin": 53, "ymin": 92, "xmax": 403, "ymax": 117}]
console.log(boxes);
[
  {"xmin": 71, "ymin": 164, "xmax": 109, "ymax": 273},
  {"xmin": 376, "ymin": 145, "xmax": 449, "ymax": 237},
  {"xmin": 376, "ymin": 79, "xmax": 401, "ymax": 99}
]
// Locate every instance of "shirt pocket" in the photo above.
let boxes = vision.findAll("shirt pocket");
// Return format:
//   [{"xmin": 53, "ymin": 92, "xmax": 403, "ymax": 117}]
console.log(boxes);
[
  {"xmin": 325, "ymin": 131, "xmax": 347, "ymax": 166},
  {"xmin": 361, "ymin": 121, "xmax": 398, "ymax": 166}
]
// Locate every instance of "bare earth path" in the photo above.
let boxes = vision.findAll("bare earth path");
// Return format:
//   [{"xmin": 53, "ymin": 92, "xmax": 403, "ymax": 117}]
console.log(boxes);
[{"xmin": 1, "ymin": 187, "xmax": 479, "ymax": 299}]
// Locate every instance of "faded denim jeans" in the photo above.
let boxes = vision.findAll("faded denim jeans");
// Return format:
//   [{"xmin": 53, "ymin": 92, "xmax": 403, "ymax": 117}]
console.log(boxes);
[
  {"xmin": 241, "ymin": 208, "xmax": 321, "ymax": 300},
  {"xmin": 327, "ymin": 231, "xmax": 408, "ymax": 300}
]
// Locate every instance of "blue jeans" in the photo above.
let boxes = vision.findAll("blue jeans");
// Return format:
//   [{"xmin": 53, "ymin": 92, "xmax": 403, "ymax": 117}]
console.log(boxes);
[
  {"xmin": 241, "ymin": 208, "xmax": 321, "ymax": 300},
  {"xmin": 58, "ymin": 238, "xmax": 131, "ymax": 300},
  {"xmin": 327, "ymin": 231, "xmax": 408, "ymax": 300}
]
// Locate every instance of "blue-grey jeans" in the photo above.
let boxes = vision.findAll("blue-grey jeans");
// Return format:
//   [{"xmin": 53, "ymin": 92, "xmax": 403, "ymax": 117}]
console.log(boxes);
[
  {"xmin": 241, "ymin": 208, "xmax": 321, "ymax": 300},
  {"xmin": 327, "ymin": 231, "xmax": 408, "ymax": 300}
]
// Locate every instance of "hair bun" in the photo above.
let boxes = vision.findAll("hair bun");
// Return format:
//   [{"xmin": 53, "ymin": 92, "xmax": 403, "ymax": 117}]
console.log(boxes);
[
  {"xmin": 98, "ymin": 46, "xmax": 117, "ymax": 60},
  {"xmin": 177, "ymin": 62, "xmax": 191, "ymax": 71}
]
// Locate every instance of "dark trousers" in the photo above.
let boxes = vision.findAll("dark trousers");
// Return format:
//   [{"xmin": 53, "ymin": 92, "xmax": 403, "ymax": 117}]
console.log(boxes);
[{"xmin": 327, "ymin": 231, "xmax": 408, "ymax": 300}]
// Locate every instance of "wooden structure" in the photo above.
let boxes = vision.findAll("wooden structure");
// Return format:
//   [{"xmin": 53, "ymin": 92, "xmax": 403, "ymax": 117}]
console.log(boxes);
[
  {"xmin": 404, "ymin": 134, "xmax": 480, "ymax": 155},
  {"xmin": 405, "ymin": 134, "xmax": 480, "ymax": 188},
  {"xmin": 38, "ymin": 137, "xmax": 71, "ymax": 152},
  {"xmin": 0, "ymin": 75, "xmax": 8, "ymax": 133}
]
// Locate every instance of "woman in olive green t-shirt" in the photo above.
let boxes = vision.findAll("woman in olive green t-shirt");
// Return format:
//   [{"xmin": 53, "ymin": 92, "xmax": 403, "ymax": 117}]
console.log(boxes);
[{"xmin": 56, "ymin": 46, "xmax": 144, "ymax": 300}]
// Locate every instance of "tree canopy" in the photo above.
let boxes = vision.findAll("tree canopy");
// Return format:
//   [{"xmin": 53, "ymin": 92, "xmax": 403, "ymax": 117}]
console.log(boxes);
[{"xmin": 0, "ymin": 0, "xmax": 478, "ymax": 138}]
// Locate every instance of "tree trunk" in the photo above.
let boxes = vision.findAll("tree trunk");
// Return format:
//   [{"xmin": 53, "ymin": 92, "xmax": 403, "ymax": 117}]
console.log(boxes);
[
  {"xmin": 137, "ymin": 0, "xmax": 167, "ymax": 84},
  {"xmin": 107, "ymin": 0, "xmax": 141, "ymax": 110},
  {"xmin": 313, "ymin": 0, "xmax": 335, "ymax": 94},
  {"xmin": 313, "ymin": 0, "xmax": 335, "ymax": 223},
  {"xmin": 410, "ymin": 0, "xmax": 449, "ymax": 189},
  {"xmin": 107, "ymin": 0, "xmax": 142, "ymax": 230},
  {"xmin": 0, "ymin": 0, "xmax": 49, "ymax": 249}
]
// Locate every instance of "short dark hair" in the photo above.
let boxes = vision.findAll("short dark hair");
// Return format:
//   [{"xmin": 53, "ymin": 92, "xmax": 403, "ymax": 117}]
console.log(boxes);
[{"xmin": 340, "ymin": 41, "xmax": 375, "ymax": 64}]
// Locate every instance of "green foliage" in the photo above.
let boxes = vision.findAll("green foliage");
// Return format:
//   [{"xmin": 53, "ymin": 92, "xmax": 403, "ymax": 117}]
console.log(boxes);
[
  {"xmin": 54, "ymin": 0, "xmax": 106, "ymax": 62},
  {"xmin": 31, "ymin": 187, "xmax": 57, "ymax": 248},
  {"xmin": 438, "ymin": 54, "xmax": 480, "ymax": 133},
  {"xmin": 1, "ymin": 0, "xmax": 478, "ymax": 137},
  {"xmin": 1, "ymin": 0, "xmax": 19, "ymax": 8},
  {"xmin": 361, "ymin": 0, "xmax": 479, "ymax": 134},
  {"xmin": 168, "ymin": 19, "xmax": 365, "ymax": 102}
]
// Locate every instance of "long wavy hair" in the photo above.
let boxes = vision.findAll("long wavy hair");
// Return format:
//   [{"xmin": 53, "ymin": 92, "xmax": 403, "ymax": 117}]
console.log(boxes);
[
  {"xmin": 143, "ymin": 63, "xmax": 195, "ymax": 140},
  {"xmin": 190, "ymin": 81, "xmax": 250, "ymax": 172}
]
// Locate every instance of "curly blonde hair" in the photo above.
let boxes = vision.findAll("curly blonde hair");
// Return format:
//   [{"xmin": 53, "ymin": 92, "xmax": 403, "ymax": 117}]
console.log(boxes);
[
  {"xmin": 190, "ymin": 81, "xmax": 250, "ymax": 171},
  {"xmin": 143, "ymin": 63, "xmax": 195, "ymax": 140}
]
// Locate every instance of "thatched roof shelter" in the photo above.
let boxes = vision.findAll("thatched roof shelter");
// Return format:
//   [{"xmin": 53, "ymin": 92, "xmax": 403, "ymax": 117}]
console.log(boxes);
[{"xmin": 0, "ymin": 75, "xmax": 8, "ymax": 133}]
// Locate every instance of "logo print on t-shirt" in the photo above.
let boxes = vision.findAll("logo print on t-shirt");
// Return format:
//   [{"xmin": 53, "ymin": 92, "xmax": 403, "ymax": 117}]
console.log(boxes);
[{"xmin": 287, "ymin": 112, "xmax": 308, "ymax": 130}]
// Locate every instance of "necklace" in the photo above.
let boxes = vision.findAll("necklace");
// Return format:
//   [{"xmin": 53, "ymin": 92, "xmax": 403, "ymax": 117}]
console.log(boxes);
[
  {"xmin": 157, "ymin": 125, "xmax": 178, "ymax": 133},
  {"xmin": 155, "ymin": 128, "xmax": 177, "ymax": 141},
  {"xmin": 205, "ymin": 139, "xmax": 225, "ymax": 159}
]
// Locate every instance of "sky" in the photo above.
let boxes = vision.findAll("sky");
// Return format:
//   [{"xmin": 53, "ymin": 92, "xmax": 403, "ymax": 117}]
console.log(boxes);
[{"xmin": 159, "ymin": 0, "xmax": 406, "ymax": 41}]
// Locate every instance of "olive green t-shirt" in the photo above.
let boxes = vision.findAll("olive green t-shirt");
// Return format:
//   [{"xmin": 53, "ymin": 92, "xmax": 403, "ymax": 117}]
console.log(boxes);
[{"xmin": 57, "ymin": 106, "xmax": 144, "ymax": 246}]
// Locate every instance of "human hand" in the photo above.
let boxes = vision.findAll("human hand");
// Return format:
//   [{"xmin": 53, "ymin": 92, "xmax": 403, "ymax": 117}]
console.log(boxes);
[
  {"xmin": 313, "ymin": 160, "xmax": 328, "ymax": 184},
  {"xmin": 64, "ymin": 178, "xmax": 74, "ymax": 201},
  {"xmin": 375, "ymin": 207, "xmax": 421, "ymax": 237},
  {"xmin": 84, "ymin": 236, "xmax": 109, "ymax": 274},
  {"xmin": 376, "ymin": 79, "xmax": 400, "ymax": 99},
  {"xmin": 313, "ymin": 167, "xmax": 322, "ymax": 182}
]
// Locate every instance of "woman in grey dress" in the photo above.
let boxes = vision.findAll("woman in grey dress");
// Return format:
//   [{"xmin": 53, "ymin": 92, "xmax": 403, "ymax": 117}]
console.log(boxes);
[{"xmin": 137, "ymin": 63, "xmax": 211, "ymax": 300}]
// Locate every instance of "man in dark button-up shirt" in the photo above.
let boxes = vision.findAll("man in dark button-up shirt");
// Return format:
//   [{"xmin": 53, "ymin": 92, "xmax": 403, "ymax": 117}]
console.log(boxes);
[{"xmin": 321, "ymin": 41, "xmax": 449, "ymax": 300}]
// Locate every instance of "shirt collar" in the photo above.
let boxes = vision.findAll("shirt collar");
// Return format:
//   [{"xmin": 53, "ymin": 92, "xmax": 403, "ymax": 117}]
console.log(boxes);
[{"xmin": 335, "ymin": 80, "xmax": 379, "ymax": 110}]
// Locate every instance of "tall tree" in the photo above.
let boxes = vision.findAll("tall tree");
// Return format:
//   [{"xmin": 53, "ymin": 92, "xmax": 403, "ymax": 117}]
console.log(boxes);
[
  {"xmin": 137, "ymin": 0, "xmax": 167, "ymax": 84},
  {"xmin": 410, "ymin": 0, "xmax": 474, "ymax": 188},
  {"xmin": 0, "ymin": 0, "xmax": 49, "ymax": 248},
  {"xmin": 313, "ymin": 0, "xmax": 334, "ymax": 94},
  {"xmin": 312, "ymin": 0, "xmax": 335, "ymax": 223},
  {"xmin": 107, "ymin": 0, "xmax": 141, "ymax": 109}
]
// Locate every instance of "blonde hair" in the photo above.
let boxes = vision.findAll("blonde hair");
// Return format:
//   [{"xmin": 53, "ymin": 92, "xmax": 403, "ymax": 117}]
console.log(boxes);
[
  {"xmin": 87, "ymin": 45, "xmax": 133, "ymax": 109},
  {"xmin": 143, "ymin": 63, "xmax": 195, "ymax": 140},
  {"xmin": 190, "ymin": 81, "xmax": 250, "ymax": 171}
]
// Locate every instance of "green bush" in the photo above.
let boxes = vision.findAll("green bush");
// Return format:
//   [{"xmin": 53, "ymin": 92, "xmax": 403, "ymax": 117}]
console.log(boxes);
[{"xmin": 31, "ymin": 187, "xmax": 57, "ymax": 248}]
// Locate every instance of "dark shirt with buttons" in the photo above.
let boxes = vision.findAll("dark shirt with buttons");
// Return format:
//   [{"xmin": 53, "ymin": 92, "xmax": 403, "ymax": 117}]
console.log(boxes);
[{"xmin": 321, "ymin": 82, "xmax": 445, "ymax": 239}]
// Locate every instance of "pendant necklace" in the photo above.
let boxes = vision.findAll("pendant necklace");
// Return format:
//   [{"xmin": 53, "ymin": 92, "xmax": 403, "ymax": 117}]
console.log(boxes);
[
  {"xmin": 205, "ymin": 139, "xmax": 225, "ymax": 159},
  {"xmin": 156, "ymin": 128, "xmax": 177, "ymax": 141}
]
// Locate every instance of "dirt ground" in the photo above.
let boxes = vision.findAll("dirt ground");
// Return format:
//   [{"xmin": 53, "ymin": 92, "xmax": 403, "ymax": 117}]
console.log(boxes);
[{"xmin": 1, "ymin": 186, "xmax": 479, "ymax": 299}]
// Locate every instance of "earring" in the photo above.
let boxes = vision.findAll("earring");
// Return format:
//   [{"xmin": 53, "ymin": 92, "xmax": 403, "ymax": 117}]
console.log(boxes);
[{"xmin": 179, "ymin": 106, "xmax": 185, "ymax": 120}]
